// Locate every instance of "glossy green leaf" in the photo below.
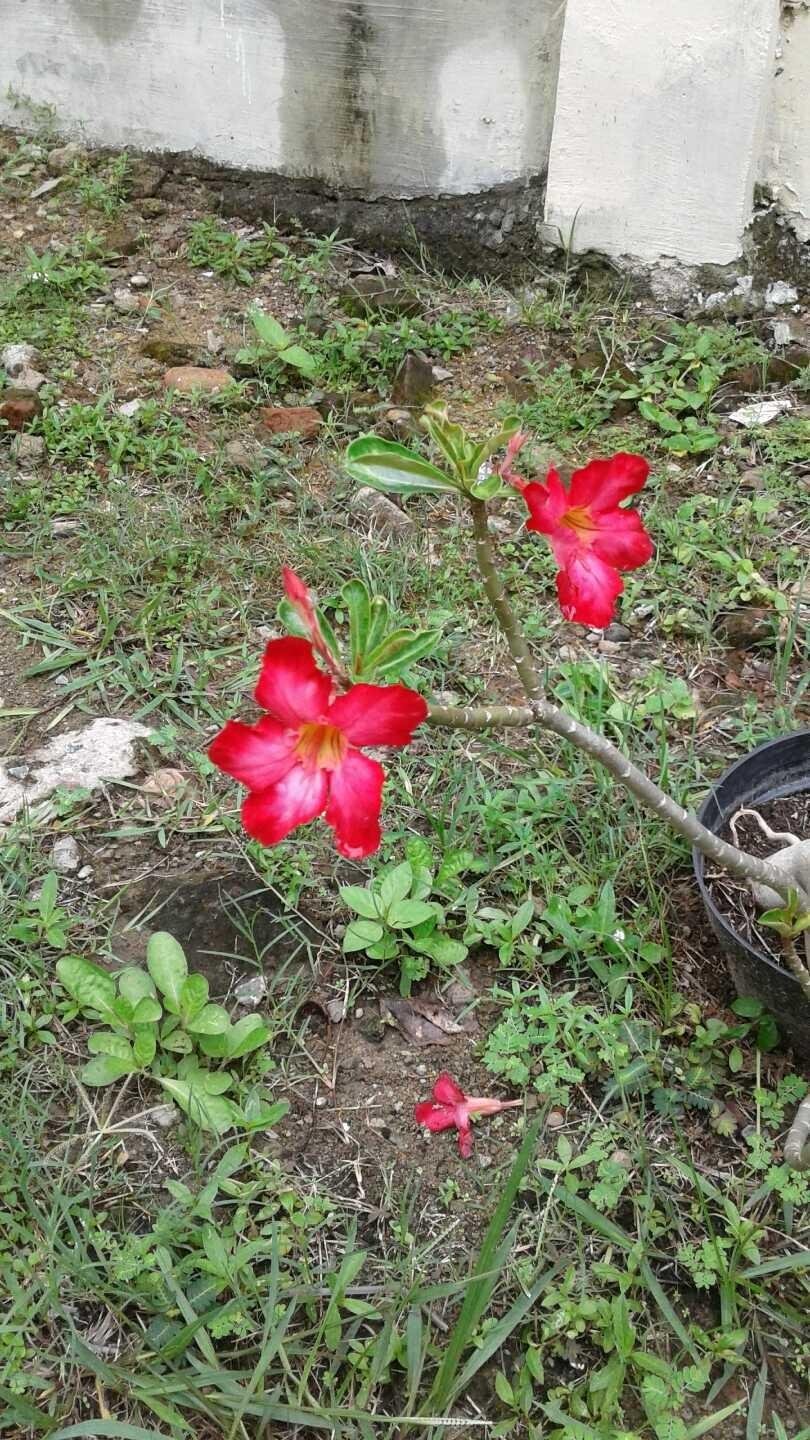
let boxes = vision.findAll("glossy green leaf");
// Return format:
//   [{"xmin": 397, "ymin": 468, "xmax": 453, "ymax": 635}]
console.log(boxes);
[
  {"xmin": 88, "ymin": 1032, "xmax": 134, "ymax": 1061},
  {"xmin": 364, "ymin": 594, "xmax": 391, "ymax": 656},
  {"xmin": 342, "ymin": 578, "xmax": 372, "ymax": 666},
  {"xmin": 179, "ymin": 972, "xmax": 209, "ymax": 1025},
  {"xmin": 409, "ymin": 934, "xmax": 468, "ymax": 967},
  {"xmin": 132, "ymin": 994, "xmax": 162, "ymax": 1024},
  {"xmin": 147, "ymin": 932, "xmax": 188, "ymax": 1013},
  {"xmin": 158, "ymin": 1077, "xmax": 239, "ymax": 1135},
  {"xmin": 377, "ymin": 862, "xmax": 414, "ymax": 911},
  {"xmin": 363, "ymin": 627, "xmax": 442, "ymax": 679},
  {"xmin": 185, "ymin": 1003, "xmax": 231, "ymax": 1036},
  {"xmin": 339, "ymin": 884, "xmax": 380, "ymax": 920},
  {"xmin": 116, "ymin": 967, "xmax": 157, "ymax": 1007},
  {"xmin": 345, "ymin": 435, "xmax": 458, "ymax": 495},
  {"xmin": 387, "ymin": 899, "xmax": 438, "ymax": 930},
  {"xmin": 279, "ymin": 343, "xmax": 318, "ymax": 376},
  {"xmin": 82, "ymin": 1053, "xmax": 137, "ymax": 1086},
  {"xmin": 343, "ymin": 918, "xmax": 384, "ymax": 954},
  {"xmin": 250, "ymin": 309, "xmax": 287, "ymax": 349},
  {"xmin": 132, "ymin": 1025, "xmax": 157, "ymax": 1067}
]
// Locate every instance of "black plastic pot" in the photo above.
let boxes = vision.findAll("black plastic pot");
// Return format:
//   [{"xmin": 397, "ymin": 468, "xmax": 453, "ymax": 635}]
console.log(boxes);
[{"xmin": 693, "ymin": 729, "xmax": 810, "ymax": 1056}]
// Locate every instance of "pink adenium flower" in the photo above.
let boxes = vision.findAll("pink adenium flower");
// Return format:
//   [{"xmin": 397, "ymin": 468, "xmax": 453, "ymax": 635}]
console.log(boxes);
[
  {"xmin": 282, "ymin": 566, "xmax": 343, "ymax": 679},
  {"xmin": 209, "ymin": 636, "xmax": 427, "ymax": 858},
  {"xmin": 414, "ymin": 1072, "xmax": 521, "ymax": 1158},
  {"xmin": 505, "ymin": 446, "xmax": 654, "ymax": 629}
]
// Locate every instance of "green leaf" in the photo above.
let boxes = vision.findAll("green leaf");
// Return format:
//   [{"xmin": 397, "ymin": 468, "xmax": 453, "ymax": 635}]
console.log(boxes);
[
  {"xmin": 250, "ymin": 309, "xmax": 287, "ymax": 349},
  {"xmin": 240, "ymin": 1095, "xmax": 290, "ymax": 1132},
  {"xmin": 132, "ymin": 1025, "xmax": 157, "ymax": 1067},
  {"xmin": 200, "ymin": 1016, "xmax": 270, "ymax": 1059},
  {"xmin": 147, "ymin": 932, "xmax": 188, "ymax": 1013},
  {"xmin": 132, "ymin": 995, "xmax": 162, "ymax": 1024},
  {"xmin": 186, "ymin": 1003, "xmax": 231, "ymax": 1036},
  {"xmin": 339, "ymin": 884, "xmax": 380, "ymax": 920},
  {"xmin": 87, "ymin": 1032, "xmax": 134, "ymax": 1061},
  {"xmin": 38, "ymin": 871, "xmax": 58, "ymax": 919},
  {"xmin": 409, "ymin": 934, "xmax": 468, "ymax": 967},
  {"xmin": 82, "ymin": 1053, "xmax": 137, "ymax": 1086},
  {"xmin": 116, "ymin": 967, "xmax": 157, "ymax": 1008},
  {"xmin": 179, "ymin": 972, "xmax": 209, "ymax": 1025},
  {"xmin": 363, "ymin": 627, "xmax": 442, "ymax": 679},
  {"xmin": 345, "ymin": 435, "xmax": 458, "ymax": 495},
  {"xmin": 341, "ymin": 578, "xmax": 372, "ymax": 666},
  {"xmin": 56, "ymin": 955, "xmax": 117, "ymax": 1023},
  {"xmin": 387, "ymin": 899, "xmax": 438, "ymax": 930},
  {"xmin": 158, "ymin": 1077, "xmax": 239, "ymax": 1135},
  {"xmin": 343, "ymin": 918, "xmax": 384, "ymax": 953},
  {"xmin": 364, "ymin": 594, "xmax": 391, "ymax": 655},
  {"xmin": 494, "ymin": 1372, "xmax": 514, "ymax": 1406},
  {"xmin": 279, "ymin": 343, "xmax": 318, "ymax": 376},
  {"xmin": 377, "ymin": 862, "xmax": 414, "ymax": 911}
]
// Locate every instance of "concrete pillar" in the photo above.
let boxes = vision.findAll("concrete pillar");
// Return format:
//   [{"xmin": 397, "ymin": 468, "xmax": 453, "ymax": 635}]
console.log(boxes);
[
  {"xmin": 544, "ymin": 0, "xmax": 781, "ymax": 264},
  {"xmin": 759, "ymin": 3, "xmax": 810, "ymax": 243}
]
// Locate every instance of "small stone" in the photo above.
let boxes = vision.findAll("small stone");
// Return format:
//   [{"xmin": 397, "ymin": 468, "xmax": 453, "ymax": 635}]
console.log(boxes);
[
  {"xmin": 11, "ymin": 433, "xmax": 45, "ymax": 465},
  {"xmin": 13, "ymin": 367, "xmax": 47, "ymax": 393},
  {"xmin": 151, "ymin": 1103, "xmax": 179, "ymax": 1129},
  {"xmin": 1, "ymin": 343, "xmax": 42, "ymax": 376},
  {"xmin": 77, "ymin": 865, "xmax": 93, "ymax": 880},
  {"xmin": 163, "ymin": 366, "xmax": 233, "ymax": 394},
  {"xmin": 51, "ymin": 517, "xmax": 81, "ymax": 537},
  {"xmin": 6, "ymin": 765, "xmax": 30, "ymax": 781},
  {"xmin": 728, "ymin": 398, "xmax": 792, "ymax": 428},
  {"xmin": 46, "ymin": 142, "xmax": 85, "ymax": 175},
  {"xmin": 764, "ymin": 281, "xmax": 799, "ymax": 309},
  {"xmin": 598, "ymin": 639, "xmax": 624, "ymax": 656},
  {"xmin": 113, "ymin": 288, "xmax": 142, "ymax": 315},
  {"xmin": 391, "ymin": 351, "xmax": 435, "ymax": 408},
  {"xmin": 141, "ymin": 766, "xmax": 187, "ymax": 798},
  {"xmin": 129, "ymin": 273, "xmax": 150, "ymax": 290},
  {"xmin": 275, "ymin": 497, "xmax": 296, "ymax": 515},
  {"xmin": 259, "ymin": 405, "xmax": 323, "ymax": 439},
  {"xmin": 223, "ymin": 438, "xmax": 256, "ymax": 471},
  {"xmin": 235, "ymin": 975, "xmax": 268, "ymax": 1008},
  {"xmin": 350, "ymin": 486, "xmax": 416, "ymax": 538},
  {"xmin": 325, "ymin": 996, "xmax": 346, "ymax": 1024},
  {"xmin": 117, "ymin": 399, "xmax": 143, "ymax": 418},
  {"xmin": 126, "ymin": 160, "xmax": 166, "ymax": 199},
  {"xmin": 603, "ymin": 622, "xmax": 631, "ymax": 643},
  {"xmin": 339, "ymin": 275, "xmax": 421, "ymax": 317},
  {"xmin": 558, "ymin": 645, "xmax": 578, "ymax": 662},
  {"xmin": 104, "ymin": 220, "xmax": 142, "ymax": 257},
  {"xmin": 0, "ymin": 718, "xmax": 152, "ymax": 826},
  {"xmin": 0, "ymin": 390, "xmax": 42, "ymax": 430},
  {"xmin": 718, "ymin": 607, "xmax": 774, "ymax": 648},
  {"xmin": 432, "ymin": 365, "xmax": 452, "ymax": 382},
  {"xmin": 546, "ymin": 1109, "xmax": 566, "ymax": 1130},
  {"xmin": 51, "ymin": 836, "xmax": 80, "ymax": 873},
  {"xmin": 206, "ymin": 330, "xmax": 225, "ymax": 355}
]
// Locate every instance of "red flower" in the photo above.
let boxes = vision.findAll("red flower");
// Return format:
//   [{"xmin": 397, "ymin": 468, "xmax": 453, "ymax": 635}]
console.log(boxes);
[
  {"xmin": 414, "ymin": 1072, "xmax": 521, "ymax": 1158},
  {"xmin": 282, "ymin": 566, "xmax": 343, "ymax": 679},
  {"xmin": 511, "ymin": 450, "xmax": 653, "ymax": 629},
  {"xmin": 209, "ymin": 637, "xmax": 427, "ymax": 858}
]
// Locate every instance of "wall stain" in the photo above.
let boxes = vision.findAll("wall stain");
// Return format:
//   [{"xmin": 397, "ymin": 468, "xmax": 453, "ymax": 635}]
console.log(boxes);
[{"xmin": 68, "ymin": 0, "xmax": 145, "ymax": 42}]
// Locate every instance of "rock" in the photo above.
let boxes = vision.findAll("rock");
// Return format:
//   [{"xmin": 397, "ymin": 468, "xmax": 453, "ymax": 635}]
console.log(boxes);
[
  {"xmin": 432, "ymin": 365, "xmax": 452, "ymax": 382},
  {"xmin": 391, "ymin": 351, "xmax": 435, "ymax": 408},
  {"xmin": 603, "ymin": 622, "xmax": 631, "ymax": 643},
  {"xmin": 140, "ymin": 323, "xmax": 200, "ymax": 366},
  {"xmin": 51, "ymin": 835, "xmax": 81, "ymax": 873},
  {"xmin": 274, "ymin": 498, "xmax": 296, "ymax": 515},
  {"xmin": 223, "ymin": 438, "xmax": 256, "ymax": 471},
  {"xmin": 765, "ymin": 281, "xmax": 799, "ymax": 309},
  {"xmin": 51, "ymin": 517, "xmax": 81, "ymax": 537},
  {"xmin": 151, "ymin": 1103, "xmax": 179, "ymax": 1129},
  {"xmin": 30, "ymin": 177, "xmax": 66, "ymax": 201},
  {"xmin": 598, "ymin": 638, "xmax": 625, "ymax": 656},
  {"xmin": 14, "ymin": 367, "xmax": 47, "ymax": 393},
  {"xmin": 546, "ymin": 1109, "xmax": 566, "ymax": 1130},
  {"xmin": 718, "ymin": 607, "xmax": 774, "ymax": 648},
  {"xmin": 235, "ymin": 975, "xmax": 268, "ymax": 1008},
  {"xmin": 112, "ymin": 288, "xmax": 142, "ymax": 316},
  {"xmin": 206, "ymin": 330, "xmax": 225, "ymax": 356},
  {"xmin": 0, "ymin": 390, "xmax": 42, "ymax": 430},
  {"xmin": 751, "ymin": 839, "xmax": 810, "ymax": 911},
  {"xmin": 163, "ymin": 366, "xmax": 233, "ymax": 394},
  {"xmin": 259, "ymin": 405, "xmax": 322, "ymax": 439},
  {"xmin": 117, "ymin": 399, "xmax": 143, "ymax": 419},
  {"xmin": 103, "ymin": 220, "xmax": 142, "ymax": 257},
  {"xmin": 141, "ymin": 766, "xmax": 187, "ymax": 799},
  {"xmin": 350, "ymin": 486, "xmax": 416, "ymax": 538},
  {"xmin": 0, "ymin": 718, "xmax": 152, "ymax": 827},
  {"xmin": 384, "ymin": 407, "xmax": 420, "ymax": 440},
  {"xmin": 138, "ymin": 197, "xmax": 167, "ymax": 217},
  {"xmin": 46, "ymin": 142, "xmax": 85, "ymax": 175},
  {"xmin": 339, "ymin": 275, "xmax": 421, "ymax": 317},
  {"xmin": 2, "ymin": 343, "xmax": 42, "ymax": 376},
  {"xmin": 129, "ymin": 272, "xmax": 150, "ymax": 290},
  {"xmin": 11, "ymin": 433, "xmax": 45, "ymax": 465},
  {"xmin": 728, "ymin": 398, "xmax": 792, "ymax": 428},
  {"xmin": 77, "ymin": 864, "xmax": 93, "ymax": 880},
  {"xmin": 126, "ymin": 160, "xmax": 166, "ymax": 199}
]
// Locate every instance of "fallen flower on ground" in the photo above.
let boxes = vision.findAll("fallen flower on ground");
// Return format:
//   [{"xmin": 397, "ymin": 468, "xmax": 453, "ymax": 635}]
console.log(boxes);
[
  {"xmin": 209, "ymin": 636, "xmax": 427, "ymax": 858},
  {"xmin": 414, "ymin": 1071, "xmax": 522, "ymax": 1157}
]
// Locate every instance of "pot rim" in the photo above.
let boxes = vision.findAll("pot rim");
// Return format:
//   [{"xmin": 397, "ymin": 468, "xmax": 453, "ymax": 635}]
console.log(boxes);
[{"xmin": 693, "ymin": 727, "xmax": 810, "ymax": 984}]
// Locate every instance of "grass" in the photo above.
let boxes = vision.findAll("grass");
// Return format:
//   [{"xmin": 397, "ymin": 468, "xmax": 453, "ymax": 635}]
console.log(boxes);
[{"xmin": 1, "ymin": 129, "xmax": 809, "ymax": 1437}]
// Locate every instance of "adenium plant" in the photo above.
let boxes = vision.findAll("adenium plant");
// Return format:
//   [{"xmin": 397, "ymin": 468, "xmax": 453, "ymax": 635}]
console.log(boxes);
[{"xmin": 209, "ymin": 405, "xmax": 810, "ymax": 1170}]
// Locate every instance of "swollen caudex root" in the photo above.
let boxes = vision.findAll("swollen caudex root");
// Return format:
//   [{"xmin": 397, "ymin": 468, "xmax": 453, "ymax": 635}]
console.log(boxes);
[
  {"xmin": 730, "ymin": 809, "xmax": 810, "ymax": 1174},
  {"xmin": 729, "ymin": 808, "xmax": 810, "ymax": 911}
]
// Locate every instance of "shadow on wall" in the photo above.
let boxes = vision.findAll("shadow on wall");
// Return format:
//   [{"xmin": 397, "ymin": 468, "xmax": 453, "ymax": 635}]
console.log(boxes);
[{"xmin": 69, "ymin": 0, "xmax": 145, "ymax": 42}]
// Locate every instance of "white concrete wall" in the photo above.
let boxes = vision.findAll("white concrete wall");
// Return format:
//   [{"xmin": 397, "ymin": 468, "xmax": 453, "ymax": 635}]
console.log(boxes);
[
  {"xmin": 759, "ymin": 3, "xmax": 810, "ymax": 243},
  {"xmin": 0, "ymin": 0, "xmax": 565, "ymax": 199},
  {"xmin": 1, "ymin": 0, "xmax": 809, "ymax": 268},
  {"xmin": 543, "ymin": 0, "xmax": 781, "ymax": 266}
]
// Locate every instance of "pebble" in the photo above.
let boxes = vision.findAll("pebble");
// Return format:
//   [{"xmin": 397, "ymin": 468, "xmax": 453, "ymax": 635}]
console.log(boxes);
[
  {"xmin": 391, "ymin": 351, "xmax": 435, "ymax": 408},
  {"xmin": 223, "ymin": 438, "xmax": 256, "ymax": 471},
  {"xmin": 129, "ymin": 273, "xmax": 150, "ymax": 290},
  {"xmin": 113, "ymin": 288, "xmax": 141, "ymax": 315},
  {"xmin": 350, "ymin": 486, "xmax": 416, "ymax": 538},
  {"xmin": 117, "ymin": 399, "xmax": 143, "ymax": 418},
  {"xmin": 235, "ymin": 975, "xmax": 268, "ymax": 1008},
  {"xmin": 558, "ymin": 645, "xmax": 579, "ymax": 662},
  {"xmin": 259, "ymin": 405, "xmax": 323, "ymax": 439},
  {"xmin": 46, "ymin": 142, "xmax": 85, "ymax": 175},
  {"xmin": 1, "ymin": 342, "xmax": 42, "ymax": 376},
  {"xmin": 77, "ymin": 864, "xmax": 93, "ymax": 880},
  {"xmin": 764, "ymin": 280, "xmax": 799, "ymax": 309},
  {"xmin": 546, "ymin": 1109, "xmax": 566, "ymax": 1130},
  {"xmin": 163, "ymin": 365, "xmax": 233, "ymax": 394},
  {"xmin": 0, "ymin": 391, "xmax": 42, "ymax": 430},
  {"xmin": 51, "ymin": 836, "xmax": 81, "ymax": 873},
  {"xmin": 603, "ymin": 622, "xmax": 631, "ymax": 642},
  {"xmin": 11, "ymin": 434, "xmax": 45, "ymax": 465}
]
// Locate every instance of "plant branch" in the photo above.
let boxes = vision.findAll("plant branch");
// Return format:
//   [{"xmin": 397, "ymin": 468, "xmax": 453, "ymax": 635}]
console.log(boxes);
[
  {"xmin": 784, "ymin": 1090, "xmax": 810, "ymax": 1172},
  {"xmin": 465, "ymin": 501, "xmax": 794, "ymax": 900}
]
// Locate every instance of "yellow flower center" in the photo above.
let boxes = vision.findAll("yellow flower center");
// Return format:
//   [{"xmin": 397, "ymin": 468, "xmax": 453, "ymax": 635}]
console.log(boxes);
[
  {"xmin": 295, "ymin": 722, "xmax": 348, "ymax": 770},
  {"xmin": 561, "ymin": 505, "xmax": 597, "ymax": 539}
]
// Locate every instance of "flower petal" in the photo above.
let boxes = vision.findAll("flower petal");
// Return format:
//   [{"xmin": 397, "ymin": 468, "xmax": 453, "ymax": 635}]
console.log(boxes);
[
  {"xmin": 241, "ymin": 763, "xmax": 328, "ymax": 846},
  {"xmin": 590, "ymin": 508, "xmax": 654, "ymax": 571},
  {"xmin": 324, "ymin": 749, "xmax": 385, "ymax": 859},
  {"xmin": 254, "ymin": 637, "xmax": 333, "ymax": 725},
  {"xmin": 567, "ymin": 453, "xmax": 650, "ymax": 512},
  {"xmin": 414, "ymin": 1101, "xmax": 457, "ymax": 1133},
  {"xmin": 432, "ymin": 1072, "xmax": 467, "ymax": 1106},
  {"xmin": 521, "ymin": 469, "xmax": 570, "ymax": 535},
  {"xmin": 208, "ymin": 717, "xmax": 297, "ymax": 791},
  {"xmin": 556, "ymin": 550, "xmax": 623, "ymax": 629},
  {"xmin": 457, "ymin": 1121, "xmax": 474, "ymax": 1158},
  {"xmin": 327, "ymin": 684, "xmax": 428, "ymax": 747}
]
